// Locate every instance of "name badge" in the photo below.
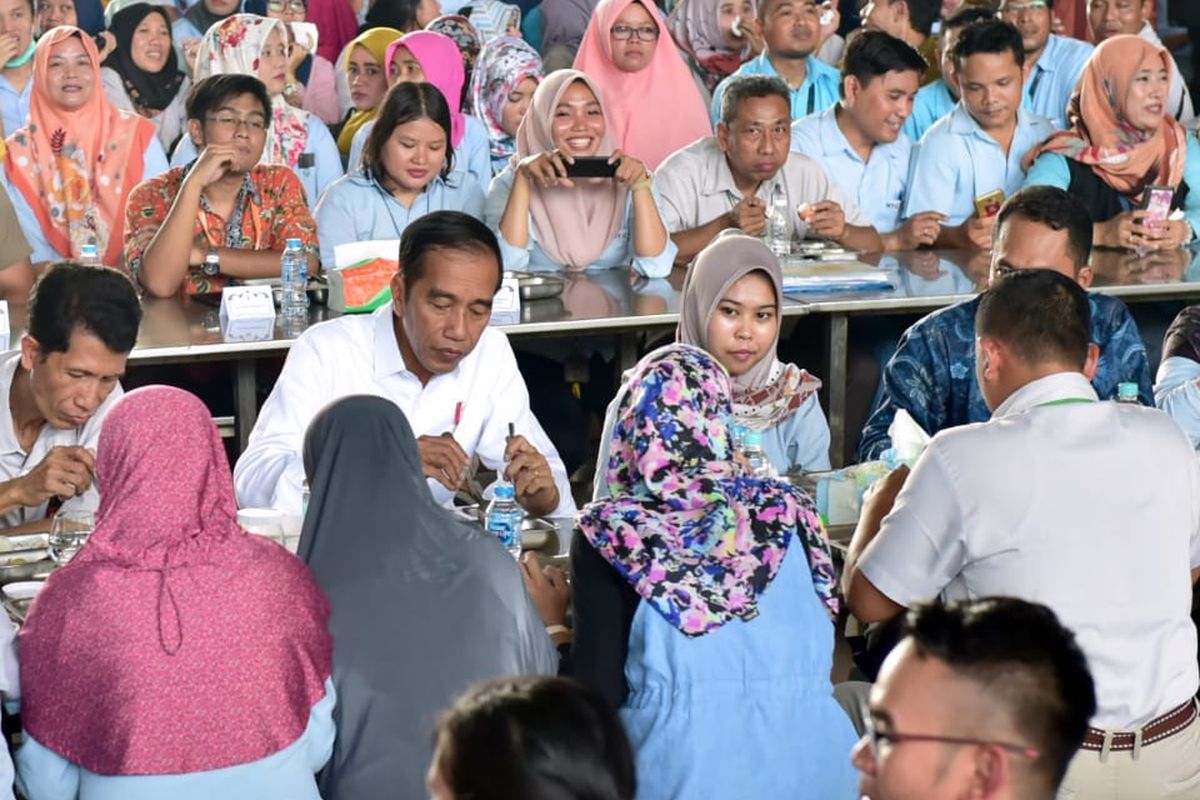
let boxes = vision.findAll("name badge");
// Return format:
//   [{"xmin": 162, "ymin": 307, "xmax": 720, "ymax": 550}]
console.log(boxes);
[
  {"xmin": 221, "ymin": 316, "xmax": 275, "ymax": 342},
  {"xmin": 220, "ymin": 285, "xmax": 276, "ymax": 322},
  {"xmin": 489, "ymin": 275, "xmax": 521, "ymax": 326}
]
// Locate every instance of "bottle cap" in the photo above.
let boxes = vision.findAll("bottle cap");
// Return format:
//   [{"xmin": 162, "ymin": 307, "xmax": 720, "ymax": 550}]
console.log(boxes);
[
  {"xmin": 1117, "ymin": 382, "xmax": 1138, "ymax": 401},
  {"xmin": 494, "ymin": 483, "xmax": 515, "ymax": 500},
  {"xmin": 80, "ymin": 243, "xmax": 98, "ymax": 257},
  {"xmin": 286, "ymin": 238, "xmax": 302, "ymax": 248}
]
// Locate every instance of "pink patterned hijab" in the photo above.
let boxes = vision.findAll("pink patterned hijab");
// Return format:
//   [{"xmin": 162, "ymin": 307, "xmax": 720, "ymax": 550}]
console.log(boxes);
[
  {"xmin": 386, "ymin": 31, "xmax": 467, "ymax": 147},
  {"xmin": 19, "ymin": 386, "xmax": 332, "ymax": 776}
]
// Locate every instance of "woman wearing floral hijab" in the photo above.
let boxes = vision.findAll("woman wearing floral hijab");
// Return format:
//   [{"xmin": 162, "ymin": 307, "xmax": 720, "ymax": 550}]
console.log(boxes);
[
  {"xmin": 569, "ymin": 344, "xmax": 858, "ymax": 800},
  {"xmin": 667, "ymin": 0, "xmax": 757, "ymax": 92},
  {"xmin": 468, "ymin": 34, "xmax": 542, "ymax": 175}
]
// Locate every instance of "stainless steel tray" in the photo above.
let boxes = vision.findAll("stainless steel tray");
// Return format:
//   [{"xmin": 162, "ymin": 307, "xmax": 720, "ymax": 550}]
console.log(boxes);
[{"xmin": 504, "ymin": 271, "xmax": 566, "ymax": 301}]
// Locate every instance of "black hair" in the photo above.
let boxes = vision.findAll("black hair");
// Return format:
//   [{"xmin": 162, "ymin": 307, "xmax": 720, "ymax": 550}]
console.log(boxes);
[
  {"xmin": 840, "ymin": 30, "xmax": 928, "ymax": 97},
  {"xmin": 434, "ymin": 677, "xmax": 637, "ymax": 800},
  {"xmin": 720, "ymin": 75, "xmax": 790, "ymax": 127},
  {"xmin": 363, "ymin": 81, "xmax": 456, "ymax": 186},
  {"xmin": 902, "ymin": 0, "xmax": 942, "ymax": 36},
  {"xmin": 943, "ymin": 4, "xmax": 998, "ymax": 31},
  {"xmin": 976, "ymin": 269, "xmax": 1091, "ymax": 369},
  {"xmin": 186, "ymin": 74, "xmax": 272, "ymax": 123},
  {"xmin": 28, "ymin": 264, "xmax": 141, "ymax": 356},
  {"xmin": 364, "ymin": 0, "xmax": 421, "ymax": 32},
  {"xmin": 397, "ymin": 211, "xmax": 503, "ymax": 294},
  {"xmin": 952, "ymin": 18, "xmax": 1026, "ymax": 69},
  {"xmin": 904, "ymin": 599, "xmax": 1096, "ymax": 793},
  {"xmin": 997, "ymin": 186, "xmax": 1094, "ymax": 269}
]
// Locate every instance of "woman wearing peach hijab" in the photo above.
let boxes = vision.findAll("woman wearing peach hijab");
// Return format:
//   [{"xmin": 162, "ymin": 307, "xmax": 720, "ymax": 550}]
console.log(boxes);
[
  {"xmin": 572, "ymin": 0, "xmax": 712, "ymax": 170},
  {"xmin": 2, "ymin": 26, "xmax": 167, "ymax": 269}
]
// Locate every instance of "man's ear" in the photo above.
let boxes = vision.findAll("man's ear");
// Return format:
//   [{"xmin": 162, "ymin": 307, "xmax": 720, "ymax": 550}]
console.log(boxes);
[
  {"xmin": 19, "ymin": 335, "xmax": 38, "ymax": 373},
  {"xmin": 187, "ymin": 118, "xmax": 204, "ymax": 149},
  {"xmin": 1082, "ymin": 342, "xmax": 1100, "ymax": 381},
  {"xmin": 716, "ymin": 120, "xmax": 730, "ymax": 153},
  {"xmin": 390, "ymin": 271, "xmax": 406, "ymax": 318},
  {"xmin": 977, "ymin": 336, "xmax": 1004, "ymax": 384}
]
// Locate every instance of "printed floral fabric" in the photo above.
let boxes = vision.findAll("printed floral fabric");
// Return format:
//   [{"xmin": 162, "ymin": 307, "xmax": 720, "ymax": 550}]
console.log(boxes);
[
  {"xmin": 124, "ymin": 164, "xmax": 317, "ymax": 295},
  {"xmin": 578, "ymin": 344, "xmax": 839, "ymax": 637},
  {"xmin": 469, "ymin": 35, "xmax": 542, "ymax": 163}
]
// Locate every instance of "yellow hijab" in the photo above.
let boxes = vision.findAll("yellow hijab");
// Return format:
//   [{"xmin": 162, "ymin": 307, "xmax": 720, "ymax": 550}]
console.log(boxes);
[{"xmin": 337, "ymin": 27, "xmax": 403, "ymax": 155}]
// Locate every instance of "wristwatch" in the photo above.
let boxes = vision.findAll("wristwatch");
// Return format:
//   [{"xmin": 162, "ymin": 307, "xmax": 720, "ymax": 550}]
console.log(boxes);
[
  {"xmin": 202, "ymin": 245, "xmax": 220, "ymax": 277},
  {"xmin": 283, "ymin": 82, "xmax": 300, "ymax": 99}
]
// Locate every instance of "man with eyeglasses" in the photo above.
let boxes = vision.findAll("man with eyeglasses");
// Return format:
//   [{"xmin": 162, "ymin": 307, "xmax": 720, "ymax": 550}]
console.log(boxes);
[
  {"xmin": 708, "ymin": 0, "xmax": 842, "ymax": 125},
  {"xmin": 124, "ymin": 74, "xmax": 319, "ymax": 298},
  {"xmin": 1088, "ymin": 0, "xmax": 1195, "ymax": 126},
  {"xmin": 999, "ymin": 0, "xmax": 1093, "ymax": 129},
  {"xmin": 853, "ymin": 598, "xmax": 1097, "ymax": 800}
]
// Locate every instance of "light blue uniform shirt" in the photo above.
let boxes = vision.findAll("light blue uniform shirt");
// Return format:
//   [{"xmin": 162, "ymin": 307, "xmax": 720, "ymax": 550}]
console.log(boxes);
[
  {"xmin": 1023, "ymin": 34, "xmax": 1093, "ymax": 130},
  {"xmin": 347, "ymin": 115, "xmax": 493, "ymax": 191},
  {"xmin": 171, "ymin": 115, "xmax": 343, "ymax": 210},
  {"xmin": 1024, "ymin": 132, "xmax": 1200, "ymax": 236},
  {"xmin": 2, "ymin": 139, "xmax": 169, "ymax": 265},
  {"xmin": 0, "ymin": 72, "xmax": 31, "ymax": 139},
  {"xmin": 791, "ymin": 106, "xmax": 913, "ymax": 234},
  {"xmin": 314, "ymin": 169, "xmax": 485, "ymax": 268},
  {"xmin": 709, "ymin": 52, "xmax": 840, "ymax": 126},
  {"xmin": 1156, "ymin": 355, "xmax": 1200, "ymax": 450},
  {"xmin": 760, "ymin": 394, "xmax": 832, "ymax": 474},
  {"xmin": 902, "ymin": 78, "xmax": 954, "ymax": 142},
  {"xmin": 16, "ymin": 679, "xmax": 336, "ymax": 800},
  {"xmin": 483, "ymin": 165, "xmax": 676, "ymax": 276},
  {"xmin": 904, "ymin": 104, "xmax": 1055, "ymax": 226}
]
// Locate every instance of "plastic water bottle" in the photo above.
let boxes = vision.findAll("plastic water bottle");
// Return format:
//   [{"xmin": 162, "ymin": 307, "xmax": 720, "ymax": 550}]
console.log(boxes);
[
  {"xmin": 280, "ymin": 238, "xmax": 308, "ymax": 321},
  {"xmin": 485, "ymin": 483, "xmax": 524, "ymax": 560},
  {"xmin": 767, "ymin": 183, "xmax": 791, "ymax": 257},
  {"xmin": 740, "ymin": 430, "xmax": 776, "ymax": 479},
  {"xmin": 78, "ymin": 243, "xmax": 100, "ymax": 266},
  {"xmin": 1116, "ymin": 382, "xmax": 1140, "ymax": 405}
]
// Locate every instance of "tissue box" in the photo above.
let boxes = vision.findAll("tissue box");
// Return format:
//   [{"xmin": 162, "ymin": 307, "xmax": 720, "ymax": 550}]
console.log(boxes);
[{"xmin": 327, "ymin": 258, "xmax": 396, "ymax": 313}]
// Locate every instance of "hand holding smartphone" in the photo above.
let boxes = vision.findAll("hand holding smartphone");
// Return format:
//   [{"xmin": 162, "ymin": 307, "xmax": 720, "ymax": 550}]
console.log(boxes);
[{"xmin": 562, "ymin": 156, "xmax": 618, "ymax": 179}]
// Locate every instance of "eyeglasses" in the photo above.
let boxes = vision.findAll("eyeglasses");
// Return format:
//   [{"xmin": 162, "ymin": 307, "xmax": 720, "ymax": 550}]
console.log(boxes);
[
  {"xmin": 611, "ymin": 24, "xmax": 659, "ymax": 41},
  {"xmin": 1000, "ymin": 0, "xmax": 1048, "ymax": 13},
  {"xmin": 206, "ymin": 114, "xmax": 268, "ymax": 133},
  {"xmin": 864, "ymin": 718, "xmax": 1041, "ymax": 762},
  {"xmin": 266, "ymin": 0, "xmax": 305, "ymax": 10}
]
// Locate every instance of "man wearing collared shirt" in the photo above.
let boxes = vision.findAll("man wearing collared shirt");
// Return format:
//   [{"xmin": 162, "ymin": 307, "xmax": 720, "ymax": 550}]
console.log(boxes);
[
  {"xmin": 0, "ymin": 0, "xmax": 33, "ymax": 142},
  {"xmin": 904, "ymin": 19, "xmax": 1055, "ymax": 250},
  {"xmin": 657, "ymin": 75, "xmax": 881, "ymax": 266},
  {"xmin": 859, "ymin": 0, "xmax": 943, "ymax": 85},
  {"xmin": 1088, "ymin": 0, "xmax": 1196, "ymax": 126},
  {"xmin": 792, "ymin": 31, "xmax": 947, "ymax": 250},
  {"xmin": 709, "ymin": 0, "xmax": 842, "ymax": 125},
  {"xmin": 235, "ymin": 211, "xmax": 575, "ymax": 520},
  {"xmin": 999, "ymin": 0, "xmax": 1093, "ymax": 129},
  {"xmin": 845, "ymin": 263, "xmax": 1200, "ymax": 797},
  {"xmin": 0, "ymin": 264, "xmax": 140, "ymax": 532},
  {"xmin": 903, "ymin": 6, "xmax": 994, "ymax": 141},
  {"xmin": 859, "ymin": 186, "xmax": 1151, "ymax": 460}
]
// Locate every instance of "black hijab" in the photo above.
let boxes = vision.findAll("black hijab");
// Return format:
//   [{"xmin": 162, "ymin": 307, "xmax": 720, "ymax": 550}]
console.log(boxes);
[
  {"xmin": 298, "ymin": 395, "xmax": 557, "ymax": 800},
  {"xmin": 105, "ymin": 3, "xmax": 184, "ymax": 112},
  {"xmin": 183, "ymin": 0, "xmax": 235, "ymax": 46}
]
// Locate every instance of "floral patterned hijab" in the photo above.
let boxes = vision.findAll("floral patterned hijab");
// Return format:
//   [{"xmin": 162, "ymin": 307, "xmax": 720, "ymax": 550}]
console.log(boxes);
[
  {"xmin": 469, "ymin": 35, "xmax": 542, "ymax": 164},
  {"xmin": 194, "ymin": 14, "xmax": 310, "ymax": 170},
  {"xmin": 577, "ymin": 344, "xmax": 839, "ymax": 637}
]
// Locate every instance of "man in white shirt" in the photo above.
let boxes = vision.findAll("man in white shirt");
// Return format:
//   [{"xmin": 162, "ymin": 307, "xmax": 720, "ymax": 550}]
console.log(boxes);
[
  {"xmin": 0, "ymin": 263, "xmax": 140, "ymax": 530},
  {"xmin": 655, "ymin": 75, "xmax": 881, "ymax": 266},
  {"xmin": 235, "ymin": 211, "xmax": 575, "ymax": 519},
  {"xmin": 843, "ymin": 258, "xmax": 1200, "ymax": 792}
]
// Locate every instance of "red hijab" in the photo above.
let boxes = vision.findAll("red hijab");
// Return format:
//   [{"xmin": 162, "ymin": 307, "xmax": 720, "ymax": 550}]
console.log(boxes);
[{"xmin": 19, "ymin": 386, "xmax": 332, "ymax": 776}]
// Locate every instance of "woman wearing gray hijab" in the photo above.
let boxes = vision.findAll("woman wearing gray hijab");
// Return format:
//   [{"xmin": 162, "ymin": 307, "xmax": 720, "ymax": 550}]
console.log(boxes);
[{"xmin": 298, "ymin": 395, "xmax": 558, "ymax": 800}]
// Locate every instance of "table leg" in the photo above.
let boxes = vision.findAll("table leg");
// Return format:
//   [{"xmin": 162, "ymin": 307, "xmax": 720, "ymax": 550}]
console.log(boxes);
[
  {"xmin": 828, "ymin": 314, "xmax": 849, "ymax": 469},
  {"xmin": 235, "ymin": 359, "xmax": 257, "ymax": 454},
  {"xmin": 617, "ymin": 331, "xmax": 639, "ymax": 373}
]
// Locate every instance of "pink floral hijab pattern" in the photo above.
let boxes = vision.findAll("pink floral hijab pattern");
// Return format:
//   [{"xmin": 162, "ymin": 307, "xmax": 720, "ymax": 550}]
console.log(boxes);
[{"xmin": 577, "ymin": 344, "xmax": 839, "ymax": 637}]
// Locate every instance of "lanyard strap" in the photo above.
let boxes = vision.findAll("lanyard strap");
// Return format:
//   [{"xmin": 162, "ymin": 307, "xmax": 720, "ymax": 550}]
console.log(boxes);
[{"xmin": 1036, "ymin": 397, "xmax": 1095, "ymax": 408}]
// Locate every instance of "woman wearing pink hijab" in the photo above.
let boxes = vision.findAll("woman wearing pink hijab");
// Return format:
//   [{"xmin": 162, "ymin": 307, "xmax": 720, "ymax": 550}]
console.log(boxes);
[
  {"xmin": 573, "ymin": 0, "xmax": 713, "ymax": 170},
  {"xmin": 15, "ymin": 386, "xmax": 334, "ymax": 800}
]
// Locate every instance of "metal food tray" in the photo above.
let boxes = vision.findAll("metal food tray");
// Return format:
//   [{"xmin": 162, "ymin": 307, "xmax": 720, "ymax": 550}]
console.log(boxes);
[{"xmin": 504, "ymin": 271, "xmax": 566, "ymax": 301}]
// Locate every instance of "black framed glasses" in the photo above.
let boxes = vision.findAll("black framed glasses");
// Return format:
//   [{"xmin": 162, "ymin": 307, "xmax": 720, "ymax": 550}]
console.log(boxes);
[
  {"xmin": 611, "ymin": 24, "xmax": 659, "ymax": 41},
  {"xmin": 205, "ymin": 114, "xmax": 268, "ymax": 133},
  {"xmin": 864, "ymin": 717, "xmax": 1041, "ymax": 761}
]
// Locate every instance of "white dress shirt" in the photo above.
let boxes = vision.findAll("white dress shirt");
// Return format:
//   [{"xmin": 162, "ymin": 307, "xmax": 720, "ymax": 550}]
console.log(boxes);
[
  {"xmin": 234, "ymin": 308, "xmax": 577, "ymax": 519},
  {"xmin": 0, "ymin": 354, "xmax": 120, "ymax": 528},
  {"xmin": 859, "ymin": 372, "xmax": 1200, "ymax": 730}
]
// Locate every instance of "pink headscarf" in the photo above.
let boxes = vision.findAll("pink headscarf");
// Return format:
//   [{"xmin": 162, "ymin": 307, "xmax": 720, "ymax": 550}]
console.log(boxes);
[
  {"xmin": 515, "ymin": 70, "xmax": 627, "ymax": 270},
  {"xmin": 307, "ymin": 0, "xmax": 359, "ymax": 63},
  {"xmin": 386, "ymin": 31, "xmax": 466, "ymax": 147},
  {"xmin": 19, "ymin": 386, "xmax": 332, "ymax": 776},
  {"xmin": 572, "ymin": 0, "xmax": 712, "ymax": 169}
]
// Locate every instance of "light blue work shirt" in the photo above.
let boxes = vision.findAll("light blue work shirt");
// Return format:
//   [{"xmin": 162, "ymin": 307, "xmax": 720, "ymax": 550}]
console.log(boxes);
[
  {"xmin": 709, "ymin": 52, "xmax": 840, "ymax": 126},
  {"xmin": 483, "ymin": 165, "xmax": 676, "ymax": 276},
  {"xmin": 0, "ymin": 72, "xmax": 31, "ymax": 139},
  {"xmin": 904, "ymin": 103, "xmax": 1056, "ymax": 226},
  {"xmin": 1023, "ymin": 34, "xmax": 1093, "ymax": 130},
  {"xmin": 347, "ymin": 115, "xmax": 493, "ymax": 191},
  {"xmin": 902, "ymin": 78, "xmax": 954, "ymax": 142},
  {"xmin": 314, "ymin": 169, "xmax": 485, "ymax": 268},
  {"xmin": 791, "ymin": 106, "xmax": 913, "ymax": 234},
  {"xmin": 1024, "ymin": 132, "xmax": 1200, "ymax": 237},
  {"xmin": 1156, "ymin": 355, "xmax": 1200, "ymax": 450},
  {"xmin": 171, "ymin": 114, "xmax": 344, "ymax": 210},
  {"xmin": 15, "ymin": 678, "xmax": 337, "ymax": 800},
  {"xmin": 2, "ymin": 139, "xmax": 169, "ymax": 265},
  {"xmin": 760, "ymin": 394, "xmax": 832, "ymax": 474}
]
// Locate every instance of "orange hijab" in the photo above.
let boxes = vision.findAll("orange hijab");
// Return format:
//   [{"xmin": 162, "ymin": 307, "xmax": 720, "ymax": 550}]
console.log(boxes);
[
  {"xmin": 1032, "ymin": 35, "xmax": 1186, "ymax": 204},
  {"xmin": 4, "ymin": 27, "xmax": 155, "ymax": 267},
  {"xmin": 572, "ymin": 0, "xmax": 711, "ymax": 170}
]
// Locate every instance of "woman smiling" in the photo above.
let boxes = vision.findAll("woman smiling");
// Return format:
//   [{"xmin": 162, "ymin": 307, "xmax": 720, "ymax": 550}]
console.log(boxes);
[{"xmin": 101, "ymin": 2, "xmax": 189, "ymax": 151}]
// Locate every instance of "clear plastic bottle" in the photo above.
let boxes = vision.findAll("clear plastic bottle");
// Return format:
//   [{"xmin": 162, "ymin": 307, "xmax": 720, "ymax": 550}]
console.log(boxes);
[
  {"xmin": 78, "ymin": 243, "xmax": 100, "ymax": 266},
  {"xmin": 767, "ymin": 183, "xmax": 791, "ymax": 257},
  {"xmin": 1116, "ymin": 382, "xmax": 1140, "ymax": 405},
  {"xmin": 280, "ymin": 238, "xmax": 309, "ymax": 321},
  {"xmin": 741, "ymin": 430, "xmax": 776, "ymax": 479},
  {"xmin": 485, "ymin": 483, "xmax": 524, "ymax": 560}
]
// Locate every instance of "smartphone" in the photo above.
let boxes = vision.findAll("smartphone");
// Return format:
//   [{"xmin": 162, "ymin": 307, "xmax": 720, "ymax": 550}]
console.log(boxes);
[
  {"xmin": 564, "ymin": 157, "xmax": 618, "ymax": 179},
  {"xmin": 1142, "ymin": 185, "xmax": 1173, "ymax": 230},
  {"xmin": 974, "ymin": 189, "xmax": 1005, "ymax": 218}
]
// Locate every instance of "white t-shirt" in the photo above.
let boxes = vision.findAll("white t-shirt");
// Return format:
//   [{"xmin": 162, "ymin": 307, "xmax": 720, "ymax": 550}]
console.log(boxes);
[{"xmin": 860, "ymin": 371, "xmax": 1200, "ymax": 729}]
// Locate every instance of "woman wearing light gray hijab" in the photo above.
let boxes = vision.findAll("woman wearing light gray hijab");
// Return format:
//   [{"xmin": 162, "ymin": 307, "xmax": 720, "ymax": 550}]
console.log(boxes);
[{"xmin": 298, "ymin": 395, "xmax": 558, "ymax": 800}]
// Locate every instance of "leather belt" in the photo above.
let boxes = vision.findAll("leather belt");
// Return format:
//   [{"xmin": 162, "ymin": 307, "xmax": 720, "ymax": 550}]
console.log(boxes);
[{"xmin": 1080, "ymin": 699, "xmax": 1197, "ymax": 752}]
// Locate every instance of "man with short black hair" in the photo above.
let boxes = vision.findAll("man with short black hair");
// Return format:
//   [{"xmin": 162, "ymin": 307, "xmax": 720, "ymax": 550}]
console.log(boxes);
[
  {"xmin": 0, "ymin": 263, "xmax": 141, "ymax": 530},
  {"xmin": 0, "ymin": 0, "xmax": 33, "ymax": 142},
  {"xmin": 854, "ymin": 598, "xmax": 1097, "ymax": 800},
  {"xmin": 999, "ymin": 0, "xmax": 1093, "ymax": 129},
  {"xmin": 903, "ymin": 5, "xmax": 994, "ymax": 140},
  {"xmin": 792, "ymin": 30, "xmax": 944, "ymax": 250},
  {"xmin": 235, "ymin": 211, "xmax": 574, "ymax": 520},
  {"xmin": 859, "ymin": 0, "xmax": 943, "ymax": 83}
]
